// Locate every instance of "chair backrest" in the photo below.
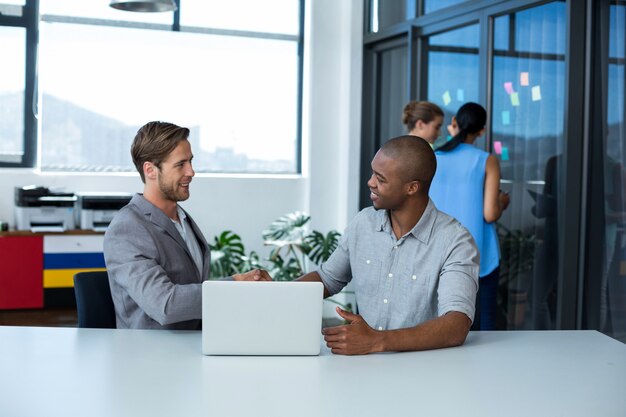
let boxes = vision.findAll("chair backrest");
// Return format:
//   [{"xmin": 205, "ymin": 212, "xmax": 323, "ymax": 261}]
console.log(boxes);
[{"xmin": 73, "ymin": 271, "xmax": 116, "ymax": 328}]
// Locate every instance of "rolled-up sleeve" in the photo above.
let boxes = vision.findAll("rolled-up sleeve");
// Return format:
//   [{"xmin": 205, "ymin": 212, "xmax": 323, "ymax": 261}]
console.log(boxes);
[
  {"xmin": 316, "ymin": 232, "xmax": 353, "ymax": 296},
  {"xmin": 437, "ymin": 224, "xmax": 480, "ymax": 322}
]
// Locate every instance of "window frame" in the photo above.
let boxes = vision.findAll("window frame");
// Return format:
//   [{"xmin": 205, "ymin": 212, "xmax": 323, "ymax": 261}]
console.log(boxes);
[{"xmin": 0, "ymin": 0, "xmax": 37, "ymax": 168}]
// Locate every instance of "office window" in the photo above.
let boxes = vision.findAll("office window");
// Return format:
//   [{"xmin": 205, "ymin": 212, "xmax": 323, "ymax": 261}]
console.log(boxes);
[
  {"xmin": 426, "ymin": 24, "xmax": 480, "ymax": 147},
  {"xmin": 423, "ymin": 0, "xmax": 468, "ymax": 15},
  {"xmin": 180, "ymin": 0, "xmax": 299, "ymax": 35},
  {"xmin": 369, "ymin": 0, "xmax": 406, "ymax": 33},
  {"xmin": 492, "ymin": 2, "xmax": 566, "ymax": 330},
  {"xmin": 378, "ymin": 44, "xmax": 408, "ymax": 142},
  {"xmin": 596, "ymin": 2, "xmax": 625, "ymax": 342},
  {"xmin": 39, "ymin": 0, "xmax": 173, "ymax": 23},
  {"xmin": 35, "ymin": 0, "xmax": 302, "ymax": 173},
  {"xmin": 0, "ymin": 26, "xmax": 26, "ymax": 164}
]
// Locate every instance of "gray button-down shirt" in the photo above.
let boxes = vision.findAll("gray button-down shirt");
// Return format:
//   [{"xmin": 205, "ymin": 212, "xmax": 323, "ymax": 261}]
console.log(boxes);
[{"xmin": 317, "ymin": 199, "xmax": 479, "ymax": 330}]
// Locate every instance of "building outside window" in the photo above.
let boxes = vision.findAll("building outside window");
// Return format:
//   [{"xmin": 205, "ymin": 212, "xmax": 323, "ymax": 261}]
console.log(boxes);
[{"xmin": 1, "ymin": 0, "xmax": 303, "ymax": 174}]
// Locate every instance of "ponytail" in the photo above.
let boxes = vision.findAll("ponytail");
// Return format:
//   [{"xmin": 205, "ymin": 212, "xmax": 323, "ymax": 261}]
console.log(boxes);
[
  {"xmin": 436, "ymin": 102, "xmax": 486, "ymax": 153},
  {"xmin": 436, "ymin": 129, "xmax": 468, "ymax": 152}
]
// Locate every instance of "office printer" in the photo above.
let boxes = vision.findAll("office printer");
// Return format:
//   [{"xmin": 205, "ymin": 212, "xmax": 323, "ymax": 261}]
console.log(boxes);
[
  {"xmin": 15, "ymin": 186, "xmax": 77, "ymax": 232},
  {"xmin": 77, "ymin": 192, "xmax": 132, "ymax": 231}
]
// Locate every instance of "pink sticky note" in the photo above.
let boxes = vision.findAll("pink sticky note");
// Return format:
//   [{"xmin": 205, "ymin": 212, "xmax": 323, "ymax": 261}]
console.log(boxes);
[
  {"xmin": 494, "ymin": 141, "xmax": 503, "ymax": 155},
  {"xmin": 504, "ymin": 82, "xmax": 515, "ymax": 95},
  {"xmin": 520, "ymin": 72, "xmax": 529, "ymax": 86}
]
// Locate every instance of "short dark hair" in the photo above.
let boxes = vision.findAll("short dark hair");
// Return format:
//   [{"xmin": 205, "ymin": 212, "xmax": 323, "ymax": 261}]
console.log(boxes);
[
  {"xmin": 380, "ymin": 135, "xmax": 437, "ymax": 193},
  {"xmin": 131, "ymin": 121, "xmax": 190, "ymax": 183}
]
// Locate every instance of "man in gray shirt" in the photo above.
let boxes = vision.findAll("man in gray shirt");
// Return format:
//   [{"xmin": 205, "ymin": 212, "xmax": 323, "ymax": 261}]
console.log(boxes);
[
  {"xmin": 104, "ymin": 121, "xmax": 270, "ymax": 329},
  {"xmin": 297, "ymin": 135, "xmax": 479, "ymax": 354}
]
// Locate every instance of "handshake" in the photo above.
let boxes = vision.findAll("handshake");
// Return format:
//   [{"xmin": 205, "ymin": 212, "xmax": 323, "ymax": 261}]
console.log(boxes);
[{"xmin": 232, "ymin": 269, "xmax": 273, "ymax": 282}]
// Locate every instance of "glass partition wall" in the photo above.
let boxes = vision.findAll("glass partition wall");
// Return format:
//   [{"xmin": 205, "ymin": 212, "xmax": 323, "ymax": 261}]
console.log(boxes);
[
  {"xmin": 425, "ymin": 24, "xmax": 480, "ymax": 148},
  {"xmin": 491, "ymin": 3, "xmax": 566, "ymax": 330},
  {"xmin": 363, "ymin": 0, "xmax": 625, "ymax": 340},
  {"xmin": 583, "ymin": 0, "xmax": 626, "ymax": 343}
]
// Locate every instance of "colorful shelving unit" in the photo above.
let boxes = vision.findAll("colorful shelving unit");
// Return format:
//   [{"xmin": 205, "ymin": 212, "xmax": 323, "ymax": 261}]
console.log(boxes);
[
  {"xmin": 43, "ymin": 234, "xmax": 106, "ymax": 307},
  {"xmin": 0, "ymin": 231, "xmax": 105, "ymax": 309}
]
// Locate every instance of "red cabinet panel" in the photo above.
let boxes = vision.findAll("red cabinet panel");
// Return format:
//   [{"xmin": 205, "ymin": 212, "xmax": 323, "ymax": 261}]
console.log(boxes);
[{"xmin": 0, "ymin": 236, "xmax": 44, "ymax": 309}]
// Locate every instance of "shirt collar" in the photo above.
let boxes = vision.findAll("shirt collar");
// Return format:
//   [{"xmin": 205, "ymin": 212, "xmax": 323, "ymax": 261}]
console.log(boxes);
[
  {"xmin": 177, "ymin": 205, "xmax": 187, "ymax": 222},
  {"xmin": 375, "ymin": 199, "xmax": 438, "ymax": 244}
]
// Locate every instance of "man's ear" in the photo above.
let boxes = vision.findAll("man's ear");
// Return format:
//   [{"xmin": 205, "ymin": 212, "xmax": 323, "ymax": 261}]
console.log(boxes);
[
  {"xmin": 407, "ymin": 180, "xmax": 421, "ymax": 196},
  {"xmin": 144, "ymin": 161, "xmax": 157, "ymax": 181}
]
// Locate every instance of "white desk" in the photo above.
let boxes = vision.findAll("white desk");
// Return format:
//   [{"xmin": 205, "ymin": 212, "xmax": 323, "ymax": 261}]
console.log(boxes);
[{"xmin": 0, "ymin": 327, "xmax": 624, "ymax": 417}]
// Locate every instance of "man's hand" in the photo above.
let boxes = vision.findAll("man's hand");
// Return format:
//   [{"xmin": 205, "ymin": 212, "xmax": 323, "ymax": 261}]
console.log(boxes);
[
  {"xmin": 232, "ymin": 269, "xmax": 272, "ymax": 281},
  {"xmin": 321, "ymin": 307, "xmax": 384, "ymax": 355}
]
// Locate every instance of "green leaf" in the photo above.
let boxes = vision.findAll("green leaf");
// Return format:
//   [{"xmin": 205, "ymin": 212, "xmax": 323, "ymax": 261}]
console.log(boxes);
[
  {"xmin": 262, "ymin": 212, "xmax": 310, "ymax": 242},
  {"xmin": 304, "ymin": 230, "xmax": 341, "ymax": 265},
  {"xmin": 208, "ymin": 230, "xmax": 246, "ymax": 278}
]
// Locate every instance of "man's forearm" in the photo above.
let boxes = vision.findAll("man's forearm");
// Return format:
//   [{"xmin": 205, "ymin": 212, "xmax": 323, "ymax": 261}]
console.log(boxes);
[{"xmin": 378, "ymin": 312, "xmax": 471, "ymax": 352}]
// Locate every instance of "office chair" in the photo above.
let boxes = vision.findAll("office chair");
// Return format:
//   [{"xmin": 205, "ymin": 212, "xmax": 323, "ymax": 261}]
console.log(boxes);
[{"xmin": 73, "ymin": 271, "xmax": 117, "ymax": 328}]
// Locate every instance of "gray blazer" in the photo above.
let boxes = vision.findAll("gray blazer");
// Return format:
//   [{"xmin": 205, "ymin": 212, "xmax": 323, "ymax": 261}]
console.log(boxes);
[{"xmin": 103, "ymin": 194, "xmax": 211, "ymax": 329}]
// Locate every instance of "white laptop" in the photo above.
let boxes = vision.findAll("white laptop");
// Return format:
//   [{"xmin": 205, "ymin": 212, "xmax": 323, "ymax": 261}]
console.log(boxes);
[{"xmin": 202, "ymin": 281, "xmax": 324, "ymax": 356}]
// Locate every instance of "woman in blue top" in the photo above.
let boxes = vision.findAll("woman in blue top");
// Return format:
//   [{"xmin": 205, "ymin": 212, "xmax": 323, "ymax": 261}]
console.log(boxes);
[{"xmin": 430, "ymin": 102, "xmax": 510, "ymax": 330}]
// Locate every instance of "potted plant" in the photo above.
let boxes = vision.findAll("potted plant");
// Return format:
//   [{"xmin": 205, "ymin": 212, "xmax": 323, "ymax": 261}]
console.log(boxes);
[{"xmin": 208, "ymin": 212, "xmax": 352, "ymax": 323}]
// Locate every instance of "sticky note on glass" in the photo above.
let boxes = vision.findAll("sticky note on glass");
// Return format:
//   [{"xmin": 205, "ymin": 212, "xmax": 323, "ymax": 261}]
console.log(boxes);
[
  {"xmin": 494, "ymin": 141, "xmax": 503, "ymax": 154},
  {"xmin": 443, "ymin": 90, "xmax": 452, "ymax": 106},
  {"xmin": 502, "ymin": 110, "xmax": 510, "ymax": 125},
  {"xmin": 532, "ymin": 85, "xmax": 542, "ymax": 101},
  {"xmin": 504, "ymin": 82, "xmax": 515, "ymax": 94},
  {"xmin": 457, "ymin": 89, "xmax": 464, "ymax": 102},
  {"xmin": 501, "ymin": 147, "xmax": 509, "ymax": 161},
  {"xmin": 520, "ymin": 72, "xmax": 529, "ymax": 86},
  {"xmin": 510, "ymin": 92, "xmax": 520, "ymax": 106}
]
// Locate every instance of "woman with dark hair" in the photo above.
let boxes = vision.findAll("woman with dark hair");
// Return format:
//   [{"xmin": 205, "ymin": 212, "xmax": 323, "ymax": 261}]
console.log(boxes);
[
  {"xmin": 430, "ymin": 102, "xmax": 510, "ymax": 330},
  {"xmin": 402, "ymin": 101, "xmax": 444, "ymax": 146}
]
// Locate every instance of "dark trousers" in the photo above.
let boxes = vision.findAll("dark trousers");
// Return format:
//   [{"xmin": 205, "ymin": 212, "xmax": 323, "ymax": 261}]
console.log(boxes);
[{"xmin": 471, "ymin": 267, "xmax": 500, "ymax": 331}]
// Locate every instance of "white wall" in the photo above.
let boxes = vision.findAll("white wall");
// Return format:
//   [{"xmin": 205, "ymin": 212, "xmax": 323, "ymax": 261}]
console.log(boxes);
[
  {"xmin": 0, "ymin": 1, "xmax": 363, "ymax": 259},
  {"xmin": 305, "ymin": 0, "xmax": 363, "ymax": 234}
]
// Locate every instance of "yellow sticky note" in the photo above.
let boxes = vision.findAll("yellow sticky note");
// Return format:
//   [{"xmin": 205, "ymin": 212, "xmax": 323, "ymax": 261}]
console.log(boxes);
[
  {"xmin": 532, "ymin": 85, "xmax": 542, "ymax": 101},
  {"xmin": 520, "ymin": 72, "xmax": 529, "ymax": 86},
  {"xmin": 443, "ymin": 91, "xmax": 452, "ymax": 106},
  {"xmin": 510, "ymin": 92, "xmax": 520, "ymax": 106}
]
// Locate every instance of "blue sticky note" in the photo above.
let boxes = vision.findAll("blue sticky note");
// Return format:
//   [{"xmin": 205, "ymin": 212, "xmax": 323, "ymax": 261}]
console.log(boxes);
[
  {"xmin": 502, "ymin": 110, "xmax": 510, "ymax": 125},
  {"xmin": 457, "ymin": 89, "xmax": 465, "ymax": 102},
  {"xmin": 501, "ymin": 147, "xmax": 509, "ymax": 161}
]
